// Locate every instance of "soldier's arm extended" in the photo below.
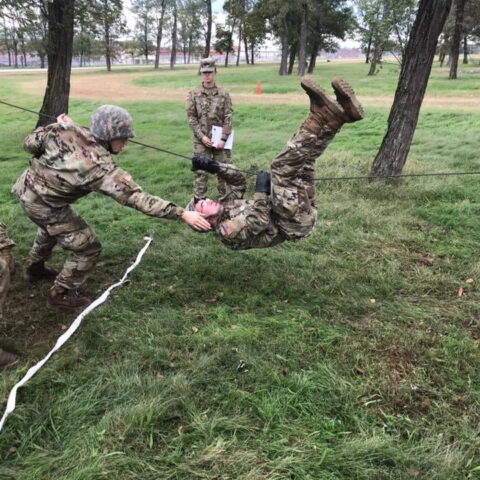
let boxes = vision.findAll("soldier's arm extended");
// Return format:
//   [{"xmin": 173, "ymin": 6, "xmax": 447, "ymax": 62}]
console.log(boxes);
[
  {"xmin": 186, "ymin": 91, "xmax": 205, "ymax": 140},
  {"xmin": 23, "ymin": 126, "xmax": 49, "ymax": 156},
  {"xmin": 221, "ymin": 92, "xmax": 233, "ymax": 137},
  {"xmin": 91, "ymin": 167, "xmax": 185, "ymax": 220}
]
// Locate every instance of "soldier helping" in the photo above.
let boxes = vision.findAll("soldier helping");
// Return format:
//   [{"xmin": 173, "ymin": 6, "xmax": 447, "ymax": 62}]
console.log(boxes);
[
  {"xmin": 188, "ymin": 77, "xmax": 364, "ymax": 250},
  {"xmin": 13, "ymin": 106, "xmax": 211, "ymax": 310},
  {"xmin": 186, "ymin": 57, "xmax": 234, "ymax": 204}
]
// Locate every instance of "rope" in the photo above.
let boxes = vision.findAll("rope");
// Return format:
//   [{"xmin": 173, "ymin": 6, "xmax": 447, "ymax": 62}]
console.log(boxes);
[
  {"xmin": 2, "ymin": 98, "xmax": 480, "ymax": 184},
  {"xmin": 0, "ymin": 99, "xmax": 257, "ymax": 176}
]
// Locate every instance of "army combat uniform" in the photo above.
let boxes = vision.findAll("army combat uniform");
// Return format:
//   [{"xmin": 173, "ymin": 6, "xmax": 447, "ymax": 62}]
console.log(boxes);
[
  {"xmin": 197, "ymin": 77, "xmax": 364, "ymax": 250},
  {"xmin": 13, "ymin": 122, "xmax": 185, "ymax": 291},
  {"xmin": 0, "ymin": 222, "xmax": 15, "ymax": 318},
  {"xmin": 186, "ymin": 83, "xmax": 234, "ymax": 202},
  {"xmin": 212, "ymin": 125, "xmax": 336, "ymax": 250}
]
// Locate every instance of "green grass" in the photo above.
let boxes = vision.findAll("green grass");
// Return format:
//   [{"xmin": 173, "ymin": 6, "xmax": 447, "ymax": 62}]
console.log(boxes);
[
  {"xmin": 1, "ymin": 64, "xmax": 480, "ymax": 479},
  {"xmin": 128, "ymin": 60, "xmax": 480, "ymax": 97}
]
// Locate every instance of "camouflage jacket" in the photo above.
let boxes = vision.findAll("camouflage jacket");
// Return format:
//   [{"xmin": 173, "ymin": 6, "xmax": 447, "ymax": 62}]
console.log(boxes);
[
  {"xmin": 186, "ymin": 84, "xmax": 233, "ymax": 142},
  {"xmin": 0, "ymin": 222, "xmax": 15, "ymax": 250},
  {"xmin": 213, "ymin": 165, "xmax": 284, "ymax": 250},
  {"xmin": 13, "ymin": 123, "xmax": 184, "ymax": 220}
]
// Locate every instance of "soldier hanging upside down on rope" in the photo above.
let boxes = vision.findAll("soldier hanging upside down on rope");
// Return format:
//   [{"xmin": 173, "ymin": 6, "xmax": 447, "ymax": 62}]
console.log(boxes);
[
  {"xmin": 13, "ymin": 106, "xmax": 211, "ymax": 310},
  {"xmin": 188, "ymin": 77, "xmax": 364, "ymax": 250}
]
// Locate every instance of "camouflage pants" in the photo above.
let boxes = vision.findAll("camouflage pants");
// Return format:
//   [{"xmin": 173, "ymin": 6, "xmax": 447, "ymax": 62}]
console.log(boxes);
[
  {"xmin": 271, "ymin": 125, "xmax": 336, "ymax": 240},
  {"xmin": 16, "ymin": 187, "xmax": 102, "ymax": 290},
  {"xmin": 193, "ymin": 141, "xmax": 233, "ymax": 202}
]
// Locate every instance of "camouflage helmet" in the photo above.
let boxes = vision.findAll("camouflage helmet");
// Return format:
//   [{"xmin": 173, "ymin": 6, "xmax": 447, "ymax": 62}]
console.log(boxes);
[
  {"xmin": 90, "ymin": 105, "xmax": 135, "ymax": 141},
  {"xmin": 199, "ymin": 57, "xmax": 216, "ymax": 74}
]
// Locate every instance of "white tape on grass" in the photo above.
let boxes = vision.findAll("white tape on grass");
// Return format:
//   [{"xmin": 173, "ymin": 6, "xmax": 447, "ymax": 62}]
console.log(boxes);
[{"xmin": 0, "ymin": 236, "xmax": 153, "ymax": 434}]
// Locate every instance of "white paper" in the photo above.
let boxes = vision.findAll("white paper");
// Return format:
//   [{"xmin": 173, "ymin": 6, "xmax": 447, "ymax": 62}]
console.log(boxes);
[{"xmin": 211, "ymin": 125, "xmax": 234, "ymax": 150}]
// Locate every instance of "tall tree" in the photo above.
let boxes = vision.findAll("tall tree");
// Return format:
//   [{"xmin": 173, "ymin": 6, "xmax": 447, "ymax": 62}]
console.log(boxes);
[
  {"xmin": 203, "ymin": 0, "xmax": 212, "ymax": 56},
  {"xmin": 132, "ymin": 0, "xmax": 154, "ymax": 63},
  {"xmin": 448, "ymin": 0, "xmax": 467, "ymax": 79},
  {"xmin": 370, "ymin": 0, "xmax": 453, "ymax": 178},
  {"xmin": 37, "ymin": 0, "xmax": 75, "ymax": 127},
  {"xmin": 170, "ymin": 0, "xmax": 177, "ymax": 68},
  {"xmin": 153, "ymin": 0, "xmax": 168, "ymax": 68}
]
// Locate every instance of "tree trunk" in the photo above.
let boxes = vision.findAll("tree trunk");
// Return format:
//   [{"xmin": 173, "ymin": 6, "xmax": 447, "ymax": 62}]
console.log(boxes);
[
  {"xmin": 105, "ymin": 27, "xmax": 111, "ymax": 71},
  {"xmin": 297, "ymin": 1, "xmax": 307, "ymax": 76},
  {"xmin": 365, "ymin": 34, "xmax": 372, "ymax": 63},
  {"xmin": 449, "ymin": 0, "xmax": 467, "ymax": 79},
  {"xmin": 288, "ymin": 42, "xmax": 297, "ymax": 75},
  {"xmin": 37, "ymin": 0, "xmax": 75, "ymax": 127},
  {"xmin": 307, "ymin": 42, "xmax": 319, "ymax": 74},
  {"xmin": 144, "ymin": 21, "xmax": 149, "ymax": 63},
  {"xmin": 462, "ymin": 35, "xmax": 468, "ymax": 64},
  {"xmin": 243, "ymin": 30, "xmax": 249, "ymax": 64},
  {"xmin": 187, "ymin": 34, "xmax": 192, "ymax": 63},
  {"xmin": 368, "ymin": 43, "xmax": 382, "ymax": 75},
  {"xmin": 204, "ymin": 0, "xmax": 212, "ymax": 57},
  {"xmin": 250, "ymin": 42, "xmax": 254, "ymax": 64},
  {"xmin": 370, "ymin": 0, "xmax": 452, "ymax": 178},
  {"xmin": 279, "ymin": 30, "xmax": 288, "ymax": 75},
  {"xmin": 170, "ymin": 0, "xmax": 177, "ymax": 69},
  {"xmin": 236, "ymin": 23, "xmax": 241, "ymax": 66},
  {"xmin": 154, "ymin": 0, "xmax": 166, "ymax": 69}
]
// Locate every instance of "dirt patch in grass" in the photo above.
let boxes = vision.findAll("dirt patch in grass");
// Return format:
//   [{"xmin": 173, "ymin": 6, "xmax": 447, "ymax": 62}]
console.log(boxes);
[{"xmin": 17, "ymin": 72, "xmax": 480, "ymax": 110}]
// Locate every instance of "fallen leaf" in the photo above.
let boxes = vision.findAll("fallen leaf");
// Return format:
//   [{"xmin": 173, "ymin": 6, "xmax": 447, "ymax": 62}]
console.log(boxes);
[
  {"xmin": 466, "ymin": 278, "xmax": 474, "ymax": 284},
  {"xmin": 60, "ymin": 324, "xmax": 68, "ymax": 331},
  {"xmin": 191, "ymin": 326, "xmax": 199, "ymax": 333},
  {"xmin": 457, "ymin": 287, "xmax": 464, "ymax": 297},
  {"xmin": 422, "ymin": 398, "xmax": 431, "ymax": 408},
  {"xmin": 73, "ymin": 347, "xmax": 80, "ymax": 354},
  {"xmin": 370, "ymin": 298, "xmax": 376, "ymax": 304},
  {"xmin": 167, "ymin": 285, "xmax": 176, "ymax": 294},
  {"xmin": 8, "ymin": 447, "xmax": 16, "ymax": 454},
  {"xmin": 355, "ymin": 367, "xmax": 367, "ymax": 375},
  {"xmin": 230, "ymin": 325, "xmax": 240, "ymax": 329},
  {"xmin": 178, "ymin": 425, "xmax": 187, "ymax": 435}
]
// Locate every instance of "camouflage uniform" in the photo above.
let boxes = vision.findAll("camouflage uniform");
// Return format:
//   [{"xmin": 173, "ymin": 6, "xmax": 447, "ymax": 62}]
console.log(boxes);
[
  {"xmin": 13, "ymin": 122, "xmax": 185, "ymax": 291},
  {"xmin": 0, "ymin": 222, "xmax": 15, "ymax": 318},
  {"xmin": 186, "ymin": 77, "xmax": 234, "ymax": 202},
  {"xmin": 213, "ymin": 125, "xmax": 336, "ymax": 250}
]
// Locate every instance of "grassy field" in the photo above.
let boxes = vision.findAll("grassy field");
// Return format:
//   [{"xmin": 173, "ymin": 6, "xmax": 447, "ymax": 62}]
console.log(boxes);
[{"xmin": 0, "ymin": 63, "xmax": 480, "ymax": 479}]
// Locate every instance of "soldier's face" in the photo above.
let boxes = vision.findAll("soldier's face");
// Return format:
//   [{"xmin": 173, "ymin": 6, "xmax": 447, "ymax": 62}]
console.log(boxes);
[
  {"xmin": 110, "ymin": 138, "xmax": 128, "ymax": 154},
  {"xmin": 201, "ymin": 71, "xmax": 216, "ymax": 87},
  {"xmin": 195, "ymin": 199, "xmax": 222, "ymax": 226}
]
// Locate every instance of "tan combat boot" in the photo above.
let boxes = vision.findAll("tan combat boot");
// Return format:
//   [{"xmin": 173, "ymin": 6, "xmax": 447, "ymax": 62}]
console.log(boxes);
[
  {"xmin": 300, "ymin": 77, "xmax": 364, "ymax": 134},
  {"xmin": 25, "ymin": 261, "xmax": 58, "ymax": 282},
  {"xmin": 331, "ymin": 77, "xmax": 364, "ymax": 122},
  {"xmin": 47, "ymin": 285, "xmax": 92, "ymax": 310},
  {"xmin": 0, "ymin": 348, "xmax": 18, "ymax": 369}
]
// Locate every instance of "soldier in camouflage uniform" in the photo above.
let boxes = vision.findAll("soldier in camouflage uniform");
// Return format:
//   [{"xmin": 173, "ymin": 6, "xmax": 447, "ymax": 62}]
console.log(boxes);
[
  {"xmin": 186, "ymin": 57, "xmax": 234, "ymax": 204},
  {"xmin": 188, "ymin": 77, "xmax": 364, "ymax": 250},
  {"xmin": 13, "ymin": 105, "xmax": 210, "ymax": 309},
  {"xmin": 0, "ymin": 222, "xmax": 18, "ymax": 368}
]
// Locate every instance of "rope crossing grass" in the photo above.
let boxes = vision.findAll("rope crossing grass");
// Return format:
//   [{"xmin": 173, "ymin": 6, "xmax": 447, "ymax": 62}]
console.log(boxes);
[{"xmin": 2, "ymin": 98, "xmax": 480, "ymax": 184}]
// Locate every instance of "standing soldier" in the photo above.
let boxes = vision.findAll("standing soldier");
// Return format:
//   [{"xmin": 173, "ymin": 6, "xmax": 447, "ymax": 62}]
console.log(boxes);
[
  {"xmin": 186, "ymin": 57, "xmax": 234, "ymax": 205},
  {"xmin": 0, "ymin": 221, "xmax": 18, "ymax": 369},
  {"xmin": 13, "ymin": 106, "xmax": 210, "ymax": 310}
]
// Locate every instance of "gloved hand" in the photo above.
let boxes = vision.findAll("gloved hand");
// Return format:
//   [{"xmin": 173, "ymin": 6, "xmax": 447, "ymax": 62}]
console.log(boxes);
[
  {"xmin": 255, "ymin": 171, "xmax": 271, "ymax": 195},
  {"xmin": 191, "ymin": 156, "xmax": 220, "ymax": 174}
]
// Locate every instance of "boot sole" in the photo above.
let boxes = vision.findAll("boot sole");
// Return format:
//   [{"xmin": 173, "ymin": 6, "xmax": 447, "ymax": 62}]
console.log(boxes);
[
  {"xmin": 300, "ymin": 77, "xmax": 345, "ymax": 118},
  {"xmin": 331, "ymin": 77, "xmax": 364, "ymax": 121},
  {"xmin": 47, "ymin": 299, "xmax": 91, "ymax": 310}
]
